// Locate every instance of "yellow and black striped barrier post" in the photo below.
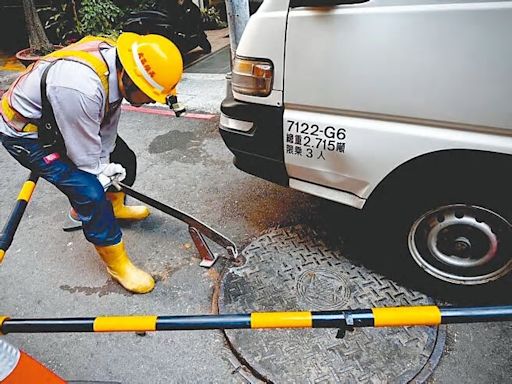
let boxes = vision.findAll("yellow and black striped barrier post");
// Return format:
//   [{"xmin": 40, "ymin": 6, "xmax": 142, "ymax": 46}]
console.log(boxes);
[
  {"xmin": 1, "ymin": 305, "xmax": 511, "ymax": 338},
  {"xmin": 0, "ymin": 172, "xmax": 38, "ymax": 263}
]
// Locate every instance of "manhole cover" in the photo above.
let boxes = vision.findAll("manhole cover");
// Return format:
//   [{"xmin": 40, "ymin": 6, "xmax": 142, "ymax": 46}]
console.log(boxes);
[
  {"xmin": 296, "ymin": 267, "xmax": 351, "ymax": 310},
  {"xmin": 219, "ymin": 226, "xmax": 445, "ymax": 384}
]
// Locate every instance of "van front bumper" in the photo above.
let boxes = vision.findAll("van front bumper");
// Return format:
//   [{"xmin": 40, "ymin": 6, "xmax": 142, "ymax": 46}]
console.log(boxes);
[{"xmin": 219, "ymin": 95, "xmax": 288, "ymax": 186}]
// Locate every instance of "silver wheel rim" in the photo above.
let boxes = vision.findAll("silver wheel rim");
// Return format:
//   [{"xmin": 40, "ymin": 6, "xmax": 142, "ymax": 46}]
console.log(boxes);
[{"xmin": 408, "ymin": 204, "xmax": 512, "ymax": 285}]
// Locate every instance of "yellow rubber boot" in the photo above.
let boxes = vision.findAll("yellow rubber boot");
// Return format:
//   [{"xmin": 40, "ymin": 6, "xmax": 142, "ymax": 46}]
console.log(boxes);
[
  {"xmin": 106, "ymin": 191, "xmax": 150, "ymax": 220},
  {"xmin": 95, "ymin": 241, "xmax": 155, "ymax": 294}
]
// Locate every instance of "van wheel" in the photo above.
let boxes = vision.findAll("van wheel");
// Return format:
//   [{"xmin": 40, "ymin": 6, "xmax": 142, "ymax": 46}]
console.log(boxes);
[
  {"xmin": 365, "ymin": 167, "xmax": 512, "ymax": 301},
  {"xmin": 408, "ymin": 203, "xmax": 512, "ymax": 285}
]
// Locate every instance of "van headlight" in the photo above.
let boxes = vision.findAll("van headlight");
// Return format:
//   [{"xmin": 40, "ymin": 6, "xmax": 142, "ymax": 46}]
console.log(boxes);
[{"xmin": 232, "ymin": 56, "xmax": 273, "ymax": 97}]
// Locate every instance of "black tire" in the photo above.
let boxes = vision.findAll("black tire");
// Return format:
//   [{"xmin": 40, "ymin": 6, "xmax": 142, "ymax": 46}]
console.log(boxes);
[{"xmin": 363, "ymin": 153, "xmax": 512, "ymax": 303}]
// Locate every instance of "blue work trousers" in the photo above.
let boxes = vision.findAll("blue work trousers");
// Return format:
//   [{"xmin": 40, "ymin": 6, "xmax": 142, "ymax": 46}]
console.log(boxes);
[{"xmin": 1, "ymin": 134, "xmax": 137, "ymax": 246}]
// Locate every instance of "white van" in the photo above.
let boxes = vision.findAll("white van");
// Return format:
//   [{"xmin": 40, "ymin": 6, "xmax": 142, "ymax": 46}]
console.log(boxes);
[{"xmin": 219, "ymin": 0, "xmax": 512, "ymax": 290}]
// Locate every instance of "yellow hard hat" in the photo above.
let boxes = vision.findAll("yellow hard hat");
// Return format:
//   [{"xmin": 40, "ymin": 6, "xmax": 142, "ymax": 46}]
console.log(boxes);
[{"xmin": 117, "ymin": 32, "xmax": 183, "ymax": 103}]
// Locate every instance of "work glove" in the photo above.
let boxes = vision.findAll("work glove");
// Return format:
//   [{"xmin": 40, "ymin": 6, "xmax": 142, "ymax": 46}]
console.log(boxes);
[{"xmin": 97, "ymin": 163, "xmax": 126, "ymax": 190}]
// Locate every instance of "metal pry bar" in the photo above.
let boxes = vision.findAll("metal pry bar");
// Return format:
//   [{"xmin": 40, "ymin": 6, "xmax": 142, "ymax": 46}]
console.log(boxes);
[{"xmin": 112, "ymin": 181, "xmax": 238, "ymax": 267}]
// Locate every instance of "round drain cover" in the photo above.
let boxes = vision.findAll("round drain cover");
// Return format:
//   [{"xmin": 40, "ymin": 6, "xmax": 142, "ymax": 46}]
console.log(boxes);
[{"xmin": 219, "ymin": 226, "xmax": 445, "ymax": 383}]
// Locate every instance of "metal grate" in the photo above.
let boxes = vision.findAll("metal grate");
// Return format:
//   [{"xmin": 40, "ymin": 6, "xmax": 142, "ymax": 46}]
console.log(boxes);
[{"xmin": 220, "ymin": 226, "xmax": 445, "ymax": 384}]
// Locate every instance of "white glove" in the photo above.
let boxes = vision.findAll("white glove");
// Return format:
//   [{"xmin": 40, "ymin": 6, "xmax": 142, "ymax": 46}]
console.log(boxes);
[{"xmin": 97, "ymin": 163, "xmax": 126, "ymax": 190}]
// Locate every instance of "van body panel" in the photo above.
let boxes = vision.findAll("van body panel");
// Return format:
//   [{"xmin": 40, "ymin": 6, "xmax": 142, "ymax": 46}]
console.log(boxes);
[
  {"xmin": 221, "ymin": 0, "xmax": 512, "ymax": 208},
  {"xmin": 281, "ymin": 0, "xmax": 512, "ymax": 206},
  {"xmin": 284, "ymin": 1, "xmax": 512, "ymax": 129},
  {"xmin": 233, "ymin": 1, "xmax": 289, "ymax": 106},
  {"xmin": 284, "ymin": 109, "xmax": 512, "ymax": 204},
  {"xmin": 289, "ymin": 178, "xmax": 366, "ymax": 208}
]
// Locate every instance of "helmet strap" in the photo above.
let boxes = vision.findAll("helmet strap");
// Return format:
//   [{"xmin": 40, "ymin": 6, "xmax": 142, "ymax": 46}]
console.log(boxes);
[{"xmin": 117, "ymin": 68, "xmax": 128, "ymax": 98}]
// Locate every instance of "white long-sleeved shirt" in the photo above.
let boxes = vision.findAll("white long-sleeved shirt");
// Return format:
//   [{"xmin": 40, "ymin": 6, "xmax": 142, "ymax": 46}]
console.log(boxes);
[{"xmin": 0, "ymin": 47, "xmax": 122, "ymax": 175}]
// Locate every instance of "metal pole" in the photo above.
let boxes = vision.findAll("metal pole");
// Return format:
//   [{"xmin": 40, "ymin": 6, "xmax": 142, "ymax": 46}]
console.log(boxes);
[
  {"xmin": 0, "ymin": 172, "xmax": 38, "ymax": 263},
  {"xmin": 2, "ymin": 306, "xmax": 512, "ymax": 338},
  {"xmin": 225, "ymin": 0, "xmax": 250, "ymax": 66}
]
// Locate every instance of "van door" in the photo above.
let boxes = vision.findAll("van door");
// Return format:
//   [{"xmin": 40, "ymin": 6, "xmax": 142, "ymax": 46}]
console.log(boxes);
[
  {"xmin": 283, "ymin": 0, "xmax": 386, "ymax": 205},
  {"xmin": 283, "ymin": 0, "xmax": 512, "ymax": 206}
]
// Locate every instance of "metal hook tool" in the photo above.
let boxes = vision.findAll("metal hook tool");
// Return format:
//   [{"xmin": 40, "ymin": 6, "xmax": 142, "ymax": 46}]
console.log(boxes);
[{"xmin": 112, "ymin": 181, "xmax": 238, "ymax": 267}]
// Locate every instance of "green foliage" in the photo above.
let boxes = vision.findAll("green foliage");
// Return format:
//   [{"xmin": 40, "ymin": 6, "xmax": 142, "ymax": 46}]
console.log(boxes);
[
  {"xmin": 201, "ymin": 6, "xmax": 227, "ymax": 30},
  {"xmin": 76, "ymin": 0, "xmax": 122, "ymax": 36},
  {"xmin": 42, "ymin": 0, "xmax": 124, "ymax": 44},
  {"xmin": 40, "ymin": 1, "xmax": 79, "ymax": 43}
]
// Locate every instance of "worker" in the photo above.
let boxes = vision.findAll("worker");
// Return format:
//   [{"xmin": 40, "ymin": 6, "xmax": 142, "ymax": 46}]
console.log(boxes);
[{"xmin": 0, "ymin": 32, "xmax": 183, "ymax": 294}]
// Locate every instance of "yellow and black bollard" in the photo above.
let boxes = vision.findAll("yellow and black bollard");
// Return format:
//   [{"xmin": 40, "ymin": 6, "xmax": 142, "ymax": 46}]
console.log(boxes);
[
  {"xmin": 0, "ymin": 172, "xmax": 38, "ymax": 263},
  {"xmin": 1, "ymin": 305, "xmax": 511, "ymax": 338}
]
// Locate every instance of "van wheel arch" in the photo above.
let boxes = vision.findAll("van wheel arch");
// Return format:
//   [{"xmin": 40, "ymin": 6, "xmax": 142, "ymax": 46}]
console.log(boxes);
[
  {"xmin": 365, "ymin": 149, "xmax": 512, "ymax": 209},
  {"xmin": 361, "ymin": 149, "xmax": 512, "ymax": 297}
]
